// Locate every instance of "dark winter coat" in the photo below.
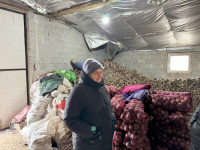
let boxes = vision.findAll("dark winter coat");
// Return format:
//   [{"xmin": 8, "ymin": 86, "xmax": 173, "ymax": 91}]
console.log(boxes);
[
  {"xmin": 63, "ymin": 71, "xmax": 116, "ymax": 150},
  {"xmin": 189, "ymin": 105, "xmax": 200, "ymax": 150}
]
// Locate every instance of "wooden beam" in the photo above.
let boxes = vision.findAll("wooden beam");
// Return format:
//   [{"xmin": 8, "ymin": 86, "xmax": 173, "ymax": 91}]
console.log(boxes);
[
  {"xmin": 0, "ymin": 0, "xmax": 30, "ymax": 13},
  {"xmin": 51, "ymin": 0, "xmax": 118, "ymax": 17}
]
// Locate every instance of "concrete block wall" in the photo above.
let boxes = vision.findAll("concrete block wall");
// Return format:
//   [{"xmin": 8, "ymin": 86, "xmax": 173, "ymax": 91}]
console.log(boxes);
[
  {"xmin": 113, "ymin": 50, "xmax": 200, "ymax": 80},
  {"xmin": 27, "ymin": 12, "xmax": 108, "ymax": 86},
  {"xmin": 26, "ymin": 13, "xmax": 200, "ymax": 84}
]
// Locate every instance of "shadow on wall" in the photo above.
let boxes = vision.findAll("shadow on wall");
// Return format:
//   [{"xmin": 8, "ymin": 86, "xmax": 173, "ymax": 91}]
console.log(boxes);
[{"xmin": 0, "ymin": 120, "xmax": 2, "ymax": 130}]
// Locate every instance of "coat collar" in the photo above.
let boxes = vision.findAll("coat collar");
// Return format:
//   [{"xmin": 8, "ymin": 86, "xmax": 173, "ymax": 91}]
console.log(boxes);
[{"xmin": 79, "ymin": 71, "xmax": 104, "ymax": 87}]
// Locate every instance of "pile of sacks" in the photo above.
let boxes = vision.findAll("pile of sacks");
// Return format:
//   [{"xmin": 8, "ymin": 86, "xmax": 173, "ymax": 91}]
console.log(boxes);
[
  {"xmin": 147, "ymin": 90, "xmax": 192, "ymax": 150},
  {"xmin": 20, "ymin": 72, "xmax": 74, "ymax": 150},
  {"xmin": 106, "ymin": 85, "xmax": 151, "ymax": 150}
]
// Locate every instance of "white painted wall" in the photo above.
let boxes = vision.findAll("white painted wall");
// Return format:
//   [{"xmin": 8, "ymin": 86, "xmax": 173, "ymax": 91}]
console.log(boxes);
[{"xmin": 0, "ymin": 9, "xmax": 27, "ymax": 130}]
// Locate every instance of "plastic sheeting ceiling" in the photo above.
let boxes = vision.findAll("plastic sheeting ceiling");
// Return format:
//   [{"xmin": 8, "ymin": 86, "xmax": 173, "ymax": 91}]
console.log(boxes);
[{"xmin": 18, "ymin": 0, "xmax": 200, "ymax": 59}]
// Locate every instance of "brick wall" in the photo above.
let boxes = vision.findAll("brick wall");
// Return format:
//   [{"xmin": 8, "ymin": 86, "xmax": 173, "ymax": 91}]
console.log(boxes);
[{"xmin": 113, "ymin": 49, "xmax": 200, "ymax": 80}]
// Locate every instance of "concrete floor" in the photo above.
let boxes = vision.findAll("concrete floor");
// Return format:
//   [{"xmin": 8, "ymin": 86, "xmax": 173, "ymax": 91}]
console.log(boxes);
[{"xmin": 0, "ymin": 129, "xmax": 28, "ymax": 150}]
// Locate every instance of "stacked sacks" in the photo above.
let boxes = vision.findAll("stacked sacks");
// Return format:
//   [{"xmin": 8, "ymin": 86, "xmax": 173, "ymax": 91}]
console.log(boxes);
[
  {"xmin": 100, "ymin": 60, "xmax": 200, "ymax": 114},
  {"xmin": 20, "ymin": 73, "xmax": 73, "ymax": 150},
  {"xmin": 111, "ymin": 85, "xmax": 151, "ymax": 150},
  {"xmin": 148, "ymin": 90, "xmax": 192, "ymax": 150},
  {"xmin": 121, "ymin": 100, "xmax": 150, "ymax": 150},
  {"xmin": 151, "ymin": 91, "xmax": 192, "ymax": 112},
  {"xmin": 74, "ymin": 60, "xmax": 200, "ymax": 113}
]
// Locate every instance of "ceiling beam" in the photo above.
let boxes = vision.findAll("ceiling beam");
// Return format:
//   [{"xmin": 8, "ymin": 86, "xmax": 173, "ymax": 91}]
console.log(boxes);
[
  {"xmin": 0, "ymin": 0, "xmax": 30, "ymax": 12},
  {"xmin": 51, "ymin": 0, "xmax": 118, "ymax": 17}
]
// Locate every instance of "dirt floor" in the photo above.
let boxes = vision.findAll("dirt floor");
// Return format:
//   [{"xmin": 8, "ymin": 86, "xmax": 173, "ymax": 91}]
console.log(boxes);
[{"xmin": 0, "ymin": 129, "xmax": 28, "ymax": 150}]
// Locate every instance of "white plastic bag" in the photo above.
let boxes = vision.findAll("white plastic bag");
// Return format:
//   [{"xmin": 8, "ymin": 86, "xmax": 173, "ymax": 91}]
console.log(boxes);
[{"xmin": 27, "ymin": 96, "xmax": 53, "ymax": 125}]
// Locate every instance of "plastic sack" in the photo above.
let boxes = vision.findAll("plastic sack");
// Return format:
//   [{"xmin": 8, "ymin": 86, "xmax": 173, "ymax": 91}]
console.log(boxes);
[
  {"xmin": 27, "ymin": 96, "xmax": 52, "ymax": 126},
  {"xmin": 56, "ymin": 100, "xmax": 66, "ymax": 111},
  {"xmin": 120, "ymin": 84, "xmax": 151, "ymax": 94},
  {"xmin": 30, "ymin": 81, "xmax": 40, "ymax": 99},
  {"xmin": 14, "ymin": 105, "xmax": 31, "ymax": 122},
  {"xmin": 55, "ymin": 70, "xmax": 76, "ymax": 84},
  {"xmin": 122, "ymin": 89, "xmax": 149, "ymax": 102}
]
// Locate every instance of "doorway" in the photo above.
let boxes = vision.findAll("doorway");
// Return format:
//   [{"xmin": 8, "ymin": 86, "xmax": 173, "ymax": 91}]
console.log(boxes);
[{"xmin": 0, "ymin": 8, "xmax": 28, "ymax": 130}]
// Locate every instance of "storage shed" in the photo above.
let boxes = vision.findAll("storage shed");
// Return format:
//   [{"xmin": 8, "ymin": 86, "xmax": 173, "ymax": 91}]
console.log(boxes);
[{"xmin": 0, "ymin": 0, "xmax": 200, "ymax": 150}]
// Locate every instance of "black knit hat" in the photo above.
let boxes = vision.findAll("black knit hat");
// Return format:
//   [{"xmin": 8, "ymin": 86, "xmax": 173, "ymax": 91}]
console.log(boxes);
[{"xmin": 83, "ymin": 58, "xmax": 104, "ymax": 76}]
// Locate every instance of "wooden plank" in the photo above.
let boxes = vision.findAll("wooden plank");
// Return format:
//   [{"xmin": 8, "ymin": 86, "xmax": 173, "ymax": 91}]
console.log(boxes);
[{"xmin": 51, "ymin": 0, "xmax": 118, "ymax": 17}]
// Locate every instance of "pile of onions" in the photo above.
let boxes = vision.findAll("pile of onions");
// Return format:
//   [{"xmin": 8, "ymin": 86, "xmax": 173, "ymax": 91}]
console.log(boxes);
[
  {"xmin": 154, "ymin": 124, "xmax": 190, "ymax": 140},
  {"xmin": 151, "ymin": 105, "xmax": 169, "ymax": 124},
  {"xmin": 111, "ymin": 94, "xmax": 125, "ymax": 118},
  {"xmin": 151, "ymin": 91, "xmax": 192, "ymax": 112},
  {"xmin": 168, "ymin": 111, "xmax": 190, "ymax": 126},
  {"xmin": 155, "ymin": 132, "xmax": 190, "ymax": 149},
  {"xmin": 112, "ymin": 131, "xmax": 124, "ymax": 147},
  {"xmin": 121, "ymin": 100, "xmax": 147, "ymax": 123},
  {"xmin": 123, "ymin": 132, "xmax": 151, "ymax": 150},
  {"xmin": 105, "ymin": 85, "xmax": 120, "ymax": 99},
  {"xmin": 111, "ymin": 91, "xmax": 151, "ymax": 150},
  {"xmin": 156, "ymin": 146, "xmax": 168, "ymax": 150},
  {"xmin": 148, "ymin": 90, "xmax": 192, "ymax": 150}
]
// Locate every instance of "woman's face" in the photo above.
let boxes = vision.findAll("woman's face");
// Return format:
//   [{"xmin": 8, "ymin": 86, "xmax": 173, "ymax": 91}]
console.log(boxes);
[{"xmin": 90, "ymin": 68, "xmax": 103, "ymax": 83}]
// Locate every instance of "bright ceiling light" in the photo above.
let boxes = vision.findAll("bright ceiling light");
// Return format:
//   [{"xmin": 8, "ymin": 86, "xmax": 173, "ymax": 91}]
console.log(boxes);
[{"xmin": 102, "ymin": 13, "xmax": 110, "ymax": 24}]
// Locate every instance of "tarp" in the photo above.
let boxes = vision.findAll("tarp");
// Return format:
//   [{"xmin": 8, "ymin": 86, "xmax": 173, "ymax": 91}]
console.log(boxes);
[{"xmin": 18, "ymin": 0, "xmax": 200, "ymax": 59}]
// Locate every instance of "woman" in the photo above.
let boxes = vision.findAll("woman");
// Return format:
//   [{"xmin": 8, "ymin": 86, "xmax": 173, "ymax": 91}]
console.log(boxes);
[
  {"xmin": 64, "ymin": 58, "xmax": 116, "ymax": 150},
  {"xmin": 189, "ymin": 105, "xmax": 200, "ymax": 150}
]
